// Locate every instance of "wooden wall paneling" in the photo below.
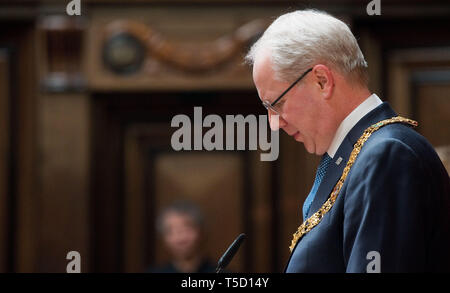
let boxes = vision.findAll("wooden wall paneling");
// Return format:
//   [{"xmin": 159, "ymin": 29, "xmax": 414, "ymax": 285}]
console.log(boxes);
[
  {"xmin": 123, "ymin": 124, "xmax": 262, "ymax": 273},
  {"xmin": 388, "ymin": 48, "xmax": 450, "ymax": 118},
  {"xmin": 93, "ymin": 90, "xmax": 264, "ymax": 272},
  {"xmin": 90, "ymin": 97, "xmax": 124, "ymax": 272},
  {"xmin": 435, "ymin": 146, "xmax": 450, "ymax": 175},
  {"xmin": 38, "ymin": 94, "xmax": 91, "ymax": 272},
  {"xmin": 412, "ymin": 74, "xmax": 450, "ymax": 148},
  {"xmin": 123, "ymin": 124, "xmax": 169, "ymax": 273},
  {"xmin": 387, "ymin": 48, "xmax": 450, "ymax": 140},
  {"xmin": 124, "ymin": 124, "xmax": 275, "ymax": 273},
  {"xmin": 248, "ymin": 150, "xmax": 271, "ymax": 272},
  {"xmin": 10, "ymin": 23, "xmax": 38, "ymax": 273},
  {"xmin": 277, "ymin": 133, "xmax": 319, "ymax": 272},
  {"xmin": 0, "ymin": 50, "xmax": 11, "ymax": 272},
  {"xmin": 242, "ymin": 151, "xmax": 253, "ymax": 272},
  {"xmin": 37, "ymin": 16, "xmax": 87, "ymax": 93},
  {"xmin": 388, "ymin": 60, "xmax": 411, "ymax": 116},
  {"xmin": 152, "ymin": 152, "xmax": 245, "ymax": 272},
  {"xmin": 359, "ymin": 28, "xmax": 383, "ymax": 96},
  {"xmin": 123, "ymin": 126, "xmax": 146, "ymax": 272}
]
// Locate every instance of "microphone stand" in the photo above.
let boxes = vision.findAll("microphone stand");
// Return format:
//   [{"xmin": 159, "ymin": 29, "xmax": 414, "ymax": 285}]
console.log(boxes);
[{"xmin": 215, "ymin": 233, "xmax": 246, "ymax": 273}]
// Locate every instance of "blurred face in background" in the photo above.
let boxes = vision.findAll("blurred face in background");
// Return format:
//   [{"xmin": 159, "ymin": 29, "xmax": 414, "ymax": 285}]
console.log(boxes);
[{"xmin": 161, "ymin": 211, "xmax": 202, "ymax": 260}]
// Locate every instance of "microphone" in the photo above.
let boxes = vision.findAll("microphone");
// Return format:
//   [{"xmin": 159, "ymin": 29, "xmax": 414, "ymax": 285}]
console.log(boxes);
[{"xmin": 216, "ymin": 233, "xmax": 246, "ymax": 273}]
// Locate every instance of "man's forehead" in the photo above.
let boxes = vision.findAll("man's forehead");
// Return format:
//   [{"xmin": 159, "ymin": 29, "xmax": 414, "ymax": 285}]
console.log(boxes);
[
  {"xmin": 253, "ymin": 51, "xmax": 281, "ymax": 101},
  {"xmin": 253, "ymin": 50, "xmax": 273, "ymax": 78},
  {"xmin": 253, "ymin": 53, "xmax": 276, "ymax": 91}
]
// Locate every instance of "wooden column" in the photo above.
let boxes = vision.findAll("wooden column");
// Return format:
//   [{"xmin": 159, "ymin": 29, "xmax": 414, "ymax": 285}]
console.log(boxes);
[
  {"xmin": 0, "ymin": 50, "xmax": 11, "ymax": 272},
  {"xmin": 38, "ymin": 93, "xmax": 91, "ymax": 272}
]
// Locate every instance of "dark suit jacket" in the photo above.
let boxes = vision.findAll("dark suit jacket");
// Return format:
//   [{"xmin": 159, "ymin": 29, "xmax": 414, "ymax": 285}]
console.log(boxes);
[{"xmin": 285, "ymin": 102, "xmax": 450, "ymax": 273}]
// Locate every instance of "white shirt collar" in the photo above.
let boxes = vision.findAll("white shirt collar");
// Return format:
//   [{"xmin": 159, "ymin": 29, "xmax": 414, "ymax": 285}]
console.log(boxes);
[{"xmin": 327, "ymin": 94, "xmax": 383, "ymax": 158}]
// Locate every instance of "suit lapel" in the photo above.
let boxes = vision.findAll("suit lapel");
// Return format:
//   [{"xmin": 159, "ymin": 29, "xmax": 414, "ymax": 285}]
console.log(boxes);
[
  {"xmin": 307, "ymin": 138, "xmax": 352, "ymax": 217},
  {"xmin": 307, "ymin": 102, "xmax": 397, "ymax": 220},
  {"xmin": 283, "ymin": 102, "xmax": 397, "ymax": 272},
  {"xmin": 283, "ymin": 138, "xmax": 352, "ymax": 272}
]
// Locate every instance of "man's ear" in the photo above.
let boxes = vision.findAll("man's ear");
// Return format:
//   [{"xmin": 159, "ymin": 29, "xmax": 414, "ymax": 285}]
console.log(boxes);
[{"xmin": 312, "ymin": 64, "xmax": 334, "ymax": 99}]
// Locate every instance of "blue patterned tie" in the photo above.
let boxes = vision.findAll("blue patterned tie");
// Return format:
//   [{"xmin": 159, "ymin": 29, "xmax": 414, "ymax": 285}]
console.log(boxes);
[{"xmin": 302, "ymin": 153, "xmax": 332, "ymax": 221}]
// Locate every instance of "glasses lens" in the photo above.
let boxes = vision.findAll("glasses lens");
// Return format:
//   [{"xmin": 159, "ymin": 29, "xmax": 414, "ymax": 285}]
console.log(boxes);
[
  {"xmin": 272, "ymin": 102, "xmax": 283, "ymax": 114},
  {"xmin": 262, "ymin": 100, "xmax": 280, "ymax": 114}
]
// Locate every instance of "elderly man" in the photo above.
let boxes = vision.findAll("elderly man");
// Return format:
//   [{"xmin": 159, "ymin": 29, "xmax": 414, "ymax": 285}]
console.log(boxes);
[{"xmin": 246, "ymin": 9, "xmax": 450, "ymax": 273}]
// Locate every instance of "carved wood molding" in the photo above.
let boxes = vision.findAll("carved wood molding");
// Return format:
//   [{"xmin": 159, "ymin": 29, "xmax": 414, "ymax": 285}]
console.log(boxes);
[
  {"xmin": 103, "ymin": 19, "xmax": 268, "ymax": 74},
  {"xmin": 38, "ymin": 15, "xmax": 87, "ymax": 92}
]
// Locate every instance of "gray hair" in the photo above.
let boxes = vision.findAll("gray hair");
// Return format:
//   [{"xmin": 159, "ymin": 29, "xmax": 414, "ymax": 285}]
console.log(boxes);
[
  {"xmin": 156, "ymin": 200, "xmax": 205, "ymax": 234},
  {"xmin": 246, "ymin": 9, "xmax": 368, "ymax": 86}
]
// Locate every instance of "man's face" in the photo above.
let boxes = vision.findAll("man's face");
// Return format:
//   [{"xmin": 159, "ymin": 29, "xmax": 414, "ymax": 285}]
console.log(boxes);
[{"xmin": 253, "ymin": 51, "xmax": 330, "ymax": 155}]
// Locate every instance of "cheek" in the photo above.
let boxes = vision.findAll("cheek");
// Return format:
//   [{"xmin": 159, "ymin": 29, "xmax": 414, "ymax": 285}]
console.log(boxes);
[
  {"xmin": 284, "ymin": 93, "xmax": 306, "ymax": 119},
  {"xmin": 288, "ymin": 96, "xmax": 317, "ymax": 130},
  {"xmin": 283, "ymin": 104, "xmax": 305, "ymax": 128}
]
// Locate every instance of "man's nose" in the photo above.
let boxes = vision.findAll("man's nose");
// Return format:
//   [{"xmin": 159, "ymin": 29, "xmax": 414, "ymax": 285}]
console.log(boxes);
[{"xmin": 268, "ymin": 112, "xmax": 286, "ymax": 131}]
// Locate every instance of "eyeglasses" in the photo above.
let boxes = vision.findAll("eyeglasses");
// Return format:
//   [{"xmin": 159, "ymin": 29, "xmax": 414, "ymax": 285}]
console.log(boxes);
[{"xmin": 262, "ymin": 67, "xmax": 313, "ymax": 115}]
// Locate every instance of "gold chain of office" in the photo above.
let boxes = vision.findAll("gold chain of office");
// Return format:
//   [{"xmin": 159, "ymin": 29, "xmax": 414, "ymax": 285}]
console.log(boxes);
[{"xmin": 289, "ymin": 116, "xmax": 418, "ymax": 253}]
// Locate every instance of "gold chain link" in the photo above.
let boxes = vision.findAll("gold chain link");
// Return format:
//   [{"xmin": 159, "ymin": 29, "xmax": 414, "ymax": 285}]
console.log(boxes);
[{"xmin": 289, "ymin": 116, "xmax": 418, "ymax": 252}]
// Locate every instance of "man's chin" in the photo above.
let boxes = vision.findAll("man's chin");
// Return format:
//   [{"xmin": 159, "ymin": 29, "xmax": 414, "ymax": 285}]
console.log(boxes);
[
  {"xmin": 303, "ymin": 143, "xmax": 323, "ymax": 156},
  {"xmin": 303, "ymin": 143, "xmax": 315, "ymax": 154},
  {"xmin": 294, "ymin": 135, "xmax": 321, "ymax": 155},
  {"xmin": 294, "ymin": 132, "xmax": 303, "ymax": 143}
]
